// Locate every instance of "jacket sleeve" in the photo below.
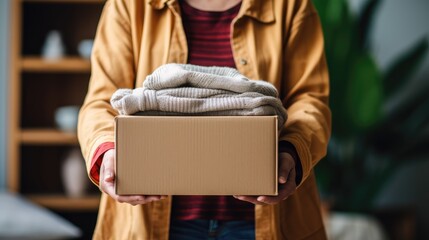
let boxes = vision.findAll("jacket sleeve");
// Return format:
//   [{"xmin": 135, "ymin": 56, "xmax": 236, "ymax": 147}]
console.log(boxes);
[
  {"xmin": 78, "ymin": 0, "xmax": 135, "ymax": 185},
  {"xmin": 279, "ymin": 0, "xmax": 332, "ymax": 186}
]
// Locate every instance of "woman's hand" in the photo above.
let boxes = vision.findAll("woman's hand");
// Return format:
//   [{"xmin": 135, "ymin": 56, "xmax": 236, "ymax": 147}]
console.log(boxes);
[
  {"xmin": 233, "ymin": 152, "xmax": 297, "ymax": 205},
  {"xmin": 99, "ymin": 149, "xmax": 167, "ymax": 205}
]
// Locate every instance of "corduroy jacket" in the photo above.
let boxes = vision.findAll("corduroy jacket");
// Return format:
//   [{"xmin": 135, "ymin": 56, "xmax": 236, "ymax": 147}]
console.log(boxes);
[{"xmin": 78, "ymin": 0, "xmax": 332, "ymax": 239}]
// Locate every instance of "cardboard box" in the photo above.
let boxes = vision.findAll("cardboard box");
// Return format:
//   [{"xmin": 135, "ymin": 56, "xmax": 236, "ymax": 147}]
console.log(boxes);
[{"xmin": 115, "ymin": 116, "xmax": 278, "ymax": 196}]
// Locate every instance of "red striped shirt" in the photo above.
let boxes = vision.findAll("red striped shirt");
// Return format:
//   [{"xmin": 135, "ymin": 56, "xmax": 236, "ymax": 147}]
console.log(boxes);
[
  {"xmin": 171, "ymin": 0, "xmax": 255, "ymax": 221},
  {"xmin": 182, "ymin": 0, "xmax": 238, "ymax": 68}
]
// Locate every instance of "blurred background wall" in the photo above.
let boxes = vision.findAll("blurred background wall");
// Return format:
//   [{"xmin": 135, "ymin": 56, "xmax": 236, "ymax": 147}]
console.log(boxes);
[
  {"xmin": 349, "ymin": 0, "xmax": 429, "ymax": 78},
  {"xmin": 350, "ymin": 0, "xmax": 429, "ymax": 238},
  {"xmin": 0, "ymin": 0, "xmax": 10, "ymax": 191}
]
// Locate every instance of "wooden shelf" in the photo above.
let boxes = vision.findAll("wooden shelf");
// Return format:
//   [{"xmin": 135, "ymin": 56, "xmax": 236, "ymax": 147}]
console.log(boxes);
[
  {"xmin": 27, "ymin": 194, "xmax": 100, "ymax": 211},
  {"xmin": 20, "ymin": 128, "xmax": 78, "ymax": 145},
  {"xmin": 9, "ymin": 1, "xmax": 102, "ymax": 236},
  {"xmin": 20, "ymin": 56, "xmax": 91, "ymax": 73}
]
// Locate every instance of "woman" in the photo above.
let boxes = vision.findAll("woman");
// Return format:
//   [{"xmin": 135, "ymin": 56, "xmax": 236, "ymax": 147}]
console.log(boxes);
[{"xmin": 78, "ymin": 0, "xmax": 331, "ymax": 239}]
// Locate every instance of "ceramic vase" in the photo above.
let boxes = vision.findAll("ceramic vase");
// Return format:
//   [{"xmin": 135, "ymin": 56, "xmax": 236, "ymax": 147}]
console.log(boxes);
[
  {"xmin": 54, "ymin": 105, "xmax": 80, "ymax": 132},
  {"xmin": 42, "ymin": 30, "xmax": 66, "ymax": 60},
  {"xmin": 61, "ymin": 148, "xmax": 89, "ymax": 198},
  {"xmin": 77, "ymin": 39, "xmax": 94, "ymax": 59}
]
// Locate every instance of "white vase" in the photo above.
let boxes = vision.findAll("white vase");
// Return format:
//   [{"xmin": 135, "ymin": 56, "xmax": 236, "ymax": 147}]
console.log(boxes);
[
  {"xmin": 54, "ymin": 105, "xmax": 80, "ymax": 132},
  {"xmin": 61, "ymin": 148, "xmax": 89, "ymax": 198},
  {"xmin": 77, "ymin": 39, "xmax": 94, "ymax": 59},
  {"xmin": 42, "ymin": 30, "xmax": 66, "ymax": 60}
]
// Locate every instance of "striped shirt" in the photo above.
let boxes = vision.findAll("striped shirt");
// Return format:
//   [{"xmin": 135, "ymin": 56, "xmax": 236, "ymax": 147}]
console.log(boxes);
[{"xmin": 171, "ymin": 0, "xmax": 255, "ymax": 221}]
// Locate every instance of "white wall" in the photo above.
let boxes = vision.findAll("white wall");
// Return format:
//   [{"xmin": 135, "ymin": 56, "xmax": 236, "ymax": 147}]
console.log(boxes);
[
  {"xmin": 0, "ymin": 0, "xmax": 10, "ymax": 191},
  {"xmin": 349, "ymin": 0, "xmax": 429, "ymax": 78},
  {"xmin": 349, "ymin": 0, "xmax": 429, "ymax": 238}
]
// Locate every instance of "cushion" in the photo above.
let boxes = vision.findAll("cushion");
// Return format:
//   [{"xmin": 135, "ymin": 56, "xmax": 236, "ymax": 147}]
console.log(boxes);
[{"xmin": 0, "ymin": 192, "xmax": 81, "ymax": 239}]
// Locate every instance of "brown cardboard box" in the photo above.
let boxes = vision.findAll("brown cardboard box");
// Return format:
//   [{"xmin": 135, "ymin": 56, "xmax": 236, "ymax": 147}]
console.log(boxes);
[{"xmin": 115, "ymin": 116, "xmax": 278, "ymax": 196}]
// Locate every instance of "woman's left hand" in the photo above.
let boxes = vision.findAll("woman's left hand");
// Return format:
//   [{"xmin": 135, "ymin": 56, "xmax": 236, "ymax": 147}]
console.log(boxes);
[{"xmin": 233, "ymin": 152, "xmax": 297, "ymax": 205}]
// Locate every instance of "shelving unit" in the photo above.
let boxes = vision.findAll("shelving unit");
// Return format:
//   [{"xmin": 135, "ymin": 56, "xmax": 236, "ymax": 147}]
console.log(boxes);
[
  {"xmin": 8, "ymin": 0, "xmax": 105, "ymax": 238},
  {"xmin": 20, "ymin": 129, "xmax": 78, "ymax": 145},
  {"xmin": 20, "ymin": 57, "xmax": 91, "ymax": 72},
  {"xmin": 28, "ymin": 194, "xmax": 100, "ymax": 211}
]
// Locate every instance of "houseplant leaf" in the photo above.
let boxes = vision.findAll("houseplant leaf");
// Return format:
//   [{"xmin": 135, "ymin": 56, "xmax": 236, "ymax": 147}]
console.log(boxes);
[
  {"xmin": 346, "ymin": 53, "xmax": 383, "ymax": 130},
  {"xmin": 358, "ymin": 0, "xmax": 382, "ymax": 50}
]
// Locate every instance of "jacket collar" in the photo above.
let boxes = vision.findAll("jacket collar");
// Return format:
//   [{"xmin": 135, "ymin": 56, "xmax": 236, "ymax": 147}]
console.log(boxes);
[
  {"xmin": 148, "ymin": 0, "xmax": 275, "ymax": 23},
  {"xmin": 148, "ymin": 0, "xmax": 169, "ymax": 9},
  {"xmin": 239, "ymin": 0, "xmax": 275, "ymax": 23}
]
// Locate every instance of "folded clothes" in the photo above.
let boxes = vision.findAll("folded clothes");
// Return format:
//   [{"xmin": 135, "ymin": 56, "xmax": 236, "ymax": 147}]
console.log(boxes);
[
  {"xmin": 111, "ymin": 64, "xmax": 287, "ymax": 129},
  {"xmin": 143, "ymin": 64, "xmax": 278, "ymax": 97}
]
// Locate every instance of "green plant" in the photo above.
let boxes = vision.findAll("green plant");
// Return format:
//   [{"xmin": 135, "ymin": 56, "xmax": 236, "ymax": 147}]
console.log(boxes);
[{"xmin": 312, "ymin": 0, "xmax": 429, "ymax": 211}]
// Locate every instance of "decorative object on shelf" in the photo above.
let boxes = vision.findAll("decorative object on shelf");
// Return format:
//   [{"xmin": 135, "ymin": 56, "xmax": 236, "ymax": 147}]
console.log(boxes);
[
  {"xmin": 54, "ymin": 105, "xmax": 80, "ymax": 132},
  {"xmin": 77, "ymin": 39, "xmax": 94, "ymax": 59},
  {"xmin": 41, "ymin": 30, "xmax": 66, "ymax": 60},
  {"xmin": 61, "ymin": 147, "xmax": 90, "ymax": 198}
]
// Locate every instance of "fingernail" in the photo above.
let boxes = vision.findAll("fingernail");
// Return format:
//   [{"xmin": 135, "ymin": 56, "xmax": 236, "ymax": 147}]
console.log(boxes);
[
  {"xmin": 279, "ymin": 176, "xmax": 286, "ymax": 183},
  {"xmin": 105, "ymin": 172, "xmax": 112, "ymax": 179},
  {"xmin": 257, "ymin": 196, "xmax": 264, "ymax": 202}
]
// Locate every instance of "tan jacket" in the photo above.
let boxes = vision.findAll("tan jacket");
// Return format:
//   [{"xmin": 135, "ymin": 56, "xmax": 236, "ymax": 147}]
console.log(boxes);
[{"xmin": 78, "ymin": 0, "xmax": 331, "ymax": 239}]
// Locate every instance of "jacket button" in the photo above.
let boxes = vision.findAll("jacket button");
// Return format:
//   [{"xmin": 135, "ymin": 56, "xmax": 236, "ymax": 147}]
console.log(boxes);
[{"xmin": 240, "ymin": 58, "xmax": 247, "ymax": 65}]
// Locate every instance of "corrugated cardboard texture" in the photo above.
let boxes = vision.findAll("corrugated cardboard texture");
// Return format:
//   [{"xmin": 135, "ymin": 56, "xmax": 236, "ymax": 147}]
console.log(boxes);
[{"xmin": 115, "ymin": 116, "xmax": 278, "ymax": 196}]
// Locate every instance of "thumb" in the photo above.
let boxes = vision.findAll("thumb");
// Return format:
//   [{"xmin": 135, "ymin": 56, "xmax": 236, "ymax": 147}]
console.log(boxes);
[
  {"xmin": 102, "ymin": 149, "xmax": 116, "ymax": 183},
  {"xmin": 278, "ymin": 152, "xmax": 293, "ymax": 184}
]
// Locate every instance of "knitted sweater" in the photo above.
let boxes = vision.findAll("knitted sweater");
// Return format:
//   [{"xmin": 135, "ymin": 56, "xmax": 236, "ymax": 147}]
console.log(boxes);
[{"xmin": 111, "ymin": 63, "xmax": 287, "ymax": 128}]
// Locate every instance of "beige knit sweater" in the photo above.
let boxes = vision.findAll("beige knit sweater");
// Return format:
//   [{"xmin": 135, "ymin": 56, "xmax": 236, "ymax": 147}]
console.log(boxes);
[{"xmin": 111, "ymin": 64, "xmax": 287, "ymax": 129}]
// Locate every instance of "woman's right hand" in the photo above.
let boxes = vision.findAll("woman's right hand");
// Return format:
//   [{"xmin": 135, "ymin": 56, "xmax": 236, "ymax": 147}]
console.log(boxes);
[{"xmin": 99, "ymin": 149, "xmax": 167, "ymax": 205}]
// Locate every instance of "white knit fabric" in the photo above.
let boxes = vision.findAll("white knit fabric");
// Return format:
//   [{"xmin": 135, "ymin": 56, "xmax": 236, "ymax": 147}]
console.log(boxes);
[{"xmin": 111, "ymin": 64, "xmax": 287, "ymax": 129}]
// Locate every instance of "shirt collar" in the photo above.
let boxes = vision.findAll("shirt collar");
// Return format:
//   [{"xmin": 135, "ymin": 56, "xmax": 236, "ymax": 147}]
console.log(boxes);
[{"xmin": 148, "ymin": 0, "xmax": 275, "ymax": 23}]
